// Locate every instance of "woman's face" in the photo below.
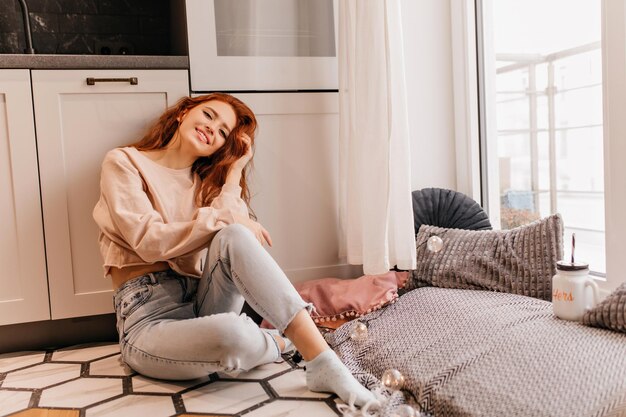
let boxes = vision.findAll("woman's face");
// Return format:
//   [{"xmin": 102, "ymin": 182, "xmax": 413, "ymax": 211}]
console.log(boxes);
[{"xmin": 177, "ymin": 99, "xmax": 237, "ymax": 158}]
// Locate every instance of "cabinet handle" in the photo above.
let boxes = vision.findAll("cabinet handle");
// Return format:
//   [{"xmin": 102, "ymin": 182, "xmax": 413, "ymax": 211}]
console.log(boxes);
[{"xmin": 86, "ymin": 77, "xmax": 138, "ymax": 86}]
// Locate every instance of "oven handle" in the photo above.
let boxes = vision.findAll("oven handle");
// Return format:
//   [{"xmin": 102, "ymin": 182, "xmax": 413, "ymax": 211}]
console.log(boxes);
[{"xmin": 86, "ymin": 77, "xmax": 138, "ymax": 86}]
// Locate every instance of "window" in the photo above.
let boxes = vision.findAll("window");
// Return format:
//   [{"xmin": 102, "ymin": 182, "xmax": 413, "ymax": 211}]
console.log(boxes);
[{"xmin": 476, "ymin": 0, "xmax": 605, "ymax": 274}]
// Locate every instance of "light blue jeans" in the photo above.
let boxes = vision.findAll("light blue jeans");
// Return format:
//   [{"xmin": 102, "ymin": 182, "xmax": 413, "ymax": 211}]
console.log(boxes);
[{"xmin": 113, "ymin": 224, "xmax": 311, "ymax": 380}]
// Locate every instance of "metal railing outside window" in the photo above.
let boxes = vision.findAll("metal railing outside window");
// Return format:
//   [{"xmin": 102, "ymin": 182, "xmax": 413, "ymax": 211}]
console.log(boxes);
[{"xmin": 494, "ymin": 42, "xmax": 605, "ymax": 274}]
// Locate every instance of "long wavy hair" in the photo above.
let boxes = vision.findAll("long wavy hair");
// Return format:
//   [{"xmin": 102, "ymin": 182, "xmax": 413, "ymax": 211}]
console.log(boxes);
[{"xmin": 128, "ymin": 93, "xmax": 257, "ymax": 219}]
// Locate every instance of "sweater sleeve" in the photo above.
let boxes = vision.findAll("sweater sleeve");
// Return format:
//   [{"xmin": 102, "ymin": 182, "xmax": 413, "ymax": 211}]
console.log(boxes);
[{"xmin": 93, "ymin": 150, "xmax": 248, "ymax": 263}]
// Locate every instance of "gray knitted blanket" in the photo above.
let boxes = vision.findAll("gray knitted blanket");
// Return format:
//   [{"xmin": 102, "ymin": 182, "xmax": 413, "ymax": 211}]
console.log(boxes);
[{"xmin": 327, "ymin": 287, "xmax": 626, "ymax": 417}]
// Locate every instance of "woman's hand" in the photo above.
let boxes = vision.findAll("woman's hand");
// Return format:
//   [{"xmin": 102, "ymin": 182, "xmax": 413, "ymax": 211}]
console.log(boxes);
[
  {"xmin": 233, "ymin": 133, "xmax": 253, "ymax": 171},
  {"xmin": 225, "ymin": 133, "xmax": 253, "ymax": 187},
  {"xmin": 232, "ymin": 213, "xmax": 273, "ymax": 247}
]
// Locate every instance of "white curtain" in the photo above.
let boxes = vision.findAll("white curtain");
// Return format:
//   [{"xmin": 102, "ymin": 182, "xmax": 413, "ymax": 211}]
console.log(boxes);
[{"xmin": 338, "ymin": 0, "xmax": 416, "ymax": 275}]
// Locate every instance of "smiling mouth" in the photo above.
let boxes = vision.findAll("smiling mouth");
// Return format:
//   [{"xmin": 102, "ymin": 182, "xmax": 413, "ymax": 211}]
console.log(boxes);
[{"xmin": 196, "ymin": 128, "xmax": 211, "ymax": 145}]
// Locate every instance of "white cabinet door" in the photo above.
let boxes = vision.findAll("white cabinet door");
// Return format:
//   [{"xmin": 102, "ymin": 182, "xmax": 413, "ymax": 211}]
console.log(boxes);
[
  {"xmin": 32, "ymin": 70, "xmax": 189, "ymax": 319},
  {"xmin": 0, "ymin": 70, "xmax": 49, "ymax": 325},
  {"xmin": 227, "ymin": 92, "xmax": 360, "ymax": 283}
]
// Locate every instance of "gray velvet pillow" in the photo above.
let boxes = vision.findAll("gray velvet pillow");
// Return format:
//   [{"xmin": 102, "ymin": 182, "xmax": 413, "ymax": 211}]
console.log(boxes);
[
  {"xmin": 411, "ymin": 187, "xmax": 492, "ymax": 234},
  {"xmin": 407, "ymin": 214, "xmax": 564, "ymax": 301},
  {"xmin": 583, "ymin": 283, "xmax": 626, "ymax": 333}
]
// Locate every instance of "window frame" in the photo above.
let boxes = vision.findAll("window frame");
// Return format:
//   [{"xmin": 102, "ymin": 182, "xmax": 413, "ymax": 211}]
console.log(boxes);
[{"xmin": 451, "ymin": 0, "xmax": 625, "ymax": 293}]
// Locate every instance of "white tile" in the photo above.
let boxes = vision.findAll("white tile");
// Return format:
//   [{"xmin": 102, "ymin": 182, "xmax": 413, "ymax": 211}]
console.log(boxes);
[
  {"xmin": 86, "ymin": 394, "xmax": 175, "ymax": 417},
  {"xmin": 0, "ymin": 390, "xmax": 32, "ymax": 415},
  {"xmin": 39, "ymin": 377, "xmax": 123, "ymax": 408},
  {"xmin": 245, "ymin": 400, "xmax": 339, "ymax": 417},
  {"xmin": 132, "ymin": 375, "xmax": 209, "ymax": 394},
  {"xmin": 0, "ymin": 351, "xmax": 45, "ymax": 373},
  {"xmin": 182, "ymin": 381, "xmax": 269, "ymax": 414},
  {"xmin": 334, "ymin": 397, "xmax": 347, "ymax": 408},
  {"xmin": 52, "ymin": 343, "xmax": 119, "ymax": 362},
  {"xmin": 2, "ymin": 363, "xmax": 81, "ymax": 389},
  {"xmin": 89, "ymin": 355, "xmax": 133, "ymax": 377},
  {"xmin": 269, "ymin": 369, "xmax": 330, "ymax": 398},
  {"xmin": 219, "ymin": 361, "xmax": 292, "ymax": 380}
]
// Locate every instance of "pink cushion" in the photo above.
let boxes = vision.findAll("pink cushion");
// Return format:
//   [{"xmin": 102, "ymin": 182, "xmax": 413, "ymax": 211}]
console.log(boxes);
[{"xmin": 261, "ymin": 271, "xmax": 409, "ymax": 330}]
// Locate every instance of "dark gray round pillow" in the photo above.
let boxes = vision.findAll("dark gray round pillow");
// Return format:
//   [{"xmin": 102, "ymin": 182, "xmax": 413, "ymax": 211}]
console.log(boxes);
[{"xmin": 411, "ymin": 188, "xmax": 492, "ymax": 234}]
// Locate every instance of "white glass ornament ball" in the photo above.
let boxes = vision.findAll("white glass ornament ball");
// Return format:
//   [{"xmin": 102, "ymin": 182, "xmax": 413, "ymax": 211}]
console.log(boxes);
[
  {"xmin": 391, "ymin": 404, "xmax": 420, "ymax": 417},
  {"xmin": 381, "ymin": 368, "xmax": 405, "ymax": 390},
  {"xmin": 426, "ymin": 235, "xmax": 444, "ymax": 253},
  {"xmin": 350, "ymin": 322, "xmax": 368, "ymax": 341}
]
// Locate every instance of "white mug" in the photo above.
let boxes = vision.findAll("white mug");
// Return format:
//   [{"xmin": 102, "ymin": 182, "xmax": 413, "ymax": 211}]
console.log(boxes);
[{"xmin": 552, "ymin": 261, "xmax": 599, "ymax": 321}]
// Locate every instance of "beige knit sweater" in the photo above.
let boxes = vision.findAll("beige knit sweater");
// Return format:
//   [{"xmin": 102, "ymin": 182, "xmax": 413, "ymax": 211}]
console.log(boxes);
[{"xmin": 93, "ymin": 147, "xmax": 249, "ymax": 278}]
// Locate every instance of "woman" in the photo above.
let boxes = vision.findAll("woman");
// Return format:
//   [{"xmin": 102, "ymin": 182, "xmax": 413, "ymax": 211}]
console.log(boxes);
[{"xmin": 93, "ymin": 93, "xmax": 376, "ymax": 407}]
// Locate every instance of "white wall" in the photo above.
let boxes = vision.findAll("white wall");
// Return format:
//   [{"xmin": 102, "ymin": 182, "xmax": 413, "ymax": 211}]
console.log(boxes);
[{"xmin": 401, "ymin": 0, "xmax": 457, "ymax": 191}]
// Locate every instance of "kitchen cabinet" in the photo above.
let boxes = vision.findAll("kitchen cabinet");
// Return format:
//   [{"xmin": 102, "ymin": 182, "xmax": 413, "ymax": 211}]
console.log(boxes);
[
  {"xmin": 0, "ymin": 69, "xmax": 189, "ymax": 324},
  {"xmin": 0, "ymin": 70, "xmax": 49, "ymax": 325},
  {"xmin": 229, "ymin": 92, "xmax": 361, "ymax": 283},
  {"xmin": 33, "ymin": 69, "xmax": 189, "ymax": 320}
]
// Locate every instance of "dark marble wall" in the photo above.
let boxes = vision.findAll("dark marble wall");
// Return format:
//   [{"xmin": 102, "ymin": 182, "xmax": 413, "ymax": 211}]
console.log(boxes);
[{"xmin": 0, "ymin": 0, "xmax": 171, "ymax": 55}]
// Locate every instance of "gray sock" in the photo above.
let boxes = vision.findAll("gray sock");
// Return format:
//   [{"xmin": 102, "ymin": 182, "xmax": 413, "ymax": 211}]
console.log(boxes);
[{"xmin": 305, "ymin": 349, "xmax": 378, "ymax": 407}]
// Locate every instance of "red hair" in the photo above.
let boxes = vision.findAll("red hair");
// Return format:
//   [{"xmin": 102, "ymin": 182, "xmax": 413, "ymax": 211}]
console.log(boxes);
[{"xmin": 128, "ymin": 93, "xmax": 257, "ymax": 218}]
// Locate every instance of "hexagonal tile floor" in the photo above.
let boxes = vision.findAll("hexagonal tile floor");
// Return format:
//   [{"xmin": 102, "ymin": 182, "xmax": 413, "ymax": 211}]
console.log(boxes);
[{"xmin": 0, "ymin": 343, "xmax": 342, "ymax": 417}]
